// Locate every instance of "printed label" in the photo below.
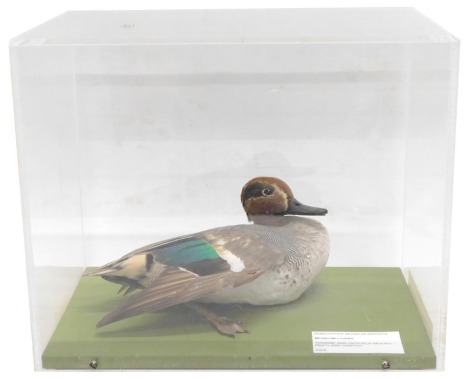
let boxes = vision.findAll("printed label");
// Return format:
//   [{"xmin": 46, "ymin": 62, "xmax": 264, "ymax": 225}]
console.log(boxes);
[{"xmin": 312, "ymin": 331, "xmax": 405, "ymax": 354}]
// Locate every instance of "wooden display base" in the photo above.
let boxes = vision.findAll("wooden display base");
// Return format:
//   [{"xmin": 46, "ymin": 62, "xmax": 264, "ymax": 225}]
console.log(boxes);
[{"xmin": 42, "ymin": 267, "xmax": 435, "ymax": 369}]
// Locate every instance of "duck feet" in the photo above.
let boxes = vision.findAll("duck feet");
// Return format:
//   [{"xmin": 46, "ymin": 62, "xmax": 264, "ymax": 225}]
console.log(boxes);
[{"xmin": 186, "ymin": 302, "xmax": 248, "ymax": 336}]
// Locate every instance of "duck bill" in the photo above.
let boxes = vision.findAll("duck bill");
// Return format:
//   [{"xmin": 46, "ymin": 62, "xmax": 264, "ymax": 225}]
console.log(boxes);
[{"xmin": 286, "ymin": 198, "xmax": 328, "ymax": 216}]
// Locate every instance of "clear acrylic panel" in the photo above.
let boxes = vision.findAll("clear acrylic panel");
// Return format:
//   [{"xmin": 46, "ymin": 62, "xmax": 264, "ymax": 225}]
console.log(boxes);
[{"xmin": 10, "ymin": 8, "xmax": 458, "ymax": 370}]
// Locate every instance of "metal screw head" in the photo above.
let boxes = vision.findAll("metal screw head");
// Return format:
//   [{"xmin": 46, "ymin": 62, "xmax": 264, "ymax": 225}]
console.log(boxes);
[
  {"xmin": 89, "ymin": 360, "xmax": 98, "ymax": 369},
  {"xmin": 381, "ymin": 360, "xmax": 390, "ymax": 369}
]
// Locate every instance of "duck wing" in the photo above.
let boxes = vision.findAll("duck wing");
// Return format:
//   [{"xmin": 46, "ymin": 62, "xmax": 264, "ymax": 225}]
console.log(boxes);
[
  {"xmin": 94, "ymin": 226, "xmax": 283, "ymax": 327},
  {"xmin": 96, "ymin": 265, "xmax": 262, "ymax": 327},
  {"xmin": 86, "ymin": 235, "xmax": 232, "ymax": 295}
]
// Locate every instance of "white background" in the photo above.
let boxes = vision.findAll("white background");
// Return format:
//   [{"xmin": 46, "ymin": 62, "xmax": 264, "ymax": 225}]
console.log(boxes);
[{"xmin": 0, "ymin": 1, "xmax": 468, "ymax": 379}]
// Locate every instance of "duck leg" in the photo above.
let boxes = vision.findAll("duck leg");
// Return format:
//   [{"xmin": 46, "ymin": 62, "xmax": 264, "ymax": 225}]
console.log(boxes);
[{"xmin": 186, "ymin": 302, "xmax": 248, "ymax": 336}]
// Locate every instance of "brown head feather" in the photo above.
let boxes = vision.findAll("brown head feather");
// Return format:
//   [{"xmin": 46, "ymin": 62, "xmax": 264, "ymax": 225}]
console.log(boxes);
[{"xmin": 241, "ymin": 177, "xmax": 293, "ymax": 218}]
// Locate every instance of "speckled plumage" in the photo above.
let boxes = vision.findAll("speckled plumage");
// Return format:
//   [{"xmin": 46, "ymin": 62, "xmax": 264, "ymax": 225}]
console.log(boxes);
[{"xmin": 200, "ymin": 217, "xmax": 329, "ymax": 305}]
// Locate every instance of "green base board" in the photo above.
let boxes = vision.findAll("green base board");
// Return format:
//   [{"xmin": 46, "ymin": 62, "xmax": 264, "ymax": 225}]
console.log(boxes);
[{"xmin": 42, "ymin": 267, "xmax": 436, "ymax": 370}]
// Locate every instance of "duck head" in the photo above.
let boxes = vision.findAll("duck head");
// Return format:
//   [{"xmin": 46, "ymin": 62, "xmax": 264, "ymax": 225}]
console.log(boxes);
[{"xmin": 241, "ymin": 177, "xmax": 327, "ymax": 223}]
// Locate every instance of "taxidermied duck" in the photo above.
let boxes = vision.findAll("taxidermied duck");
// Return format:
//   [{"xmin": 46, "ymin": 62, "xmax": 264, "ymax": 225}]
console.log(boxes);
[{"xmin": 86, "ymin": 177, "xmax": 329, "ymax": 335}]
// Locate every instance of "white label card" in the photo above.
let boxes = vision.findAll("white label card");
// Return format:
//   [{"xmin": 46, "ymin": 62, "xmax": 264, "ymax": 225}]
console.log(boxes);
[{"xmin": 312, "ymin": 331, "xmax": 405, "ymax": 354}]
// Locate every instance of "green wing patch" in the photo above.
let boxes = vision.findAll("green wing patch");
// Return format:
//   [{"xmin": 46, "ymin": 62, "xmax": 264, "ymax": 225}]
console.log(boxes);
[{"xmin": 157, "ymin": 238, "xmax": 220, "ymax": 265}]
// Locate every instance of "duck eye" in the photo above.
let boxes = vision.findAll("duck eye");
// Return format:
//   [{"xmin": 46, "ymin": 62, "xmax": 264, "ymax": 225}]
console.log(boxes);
[{"xmin": 262, "ymin": 188, "xmax": 272, "ymax": 196}]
